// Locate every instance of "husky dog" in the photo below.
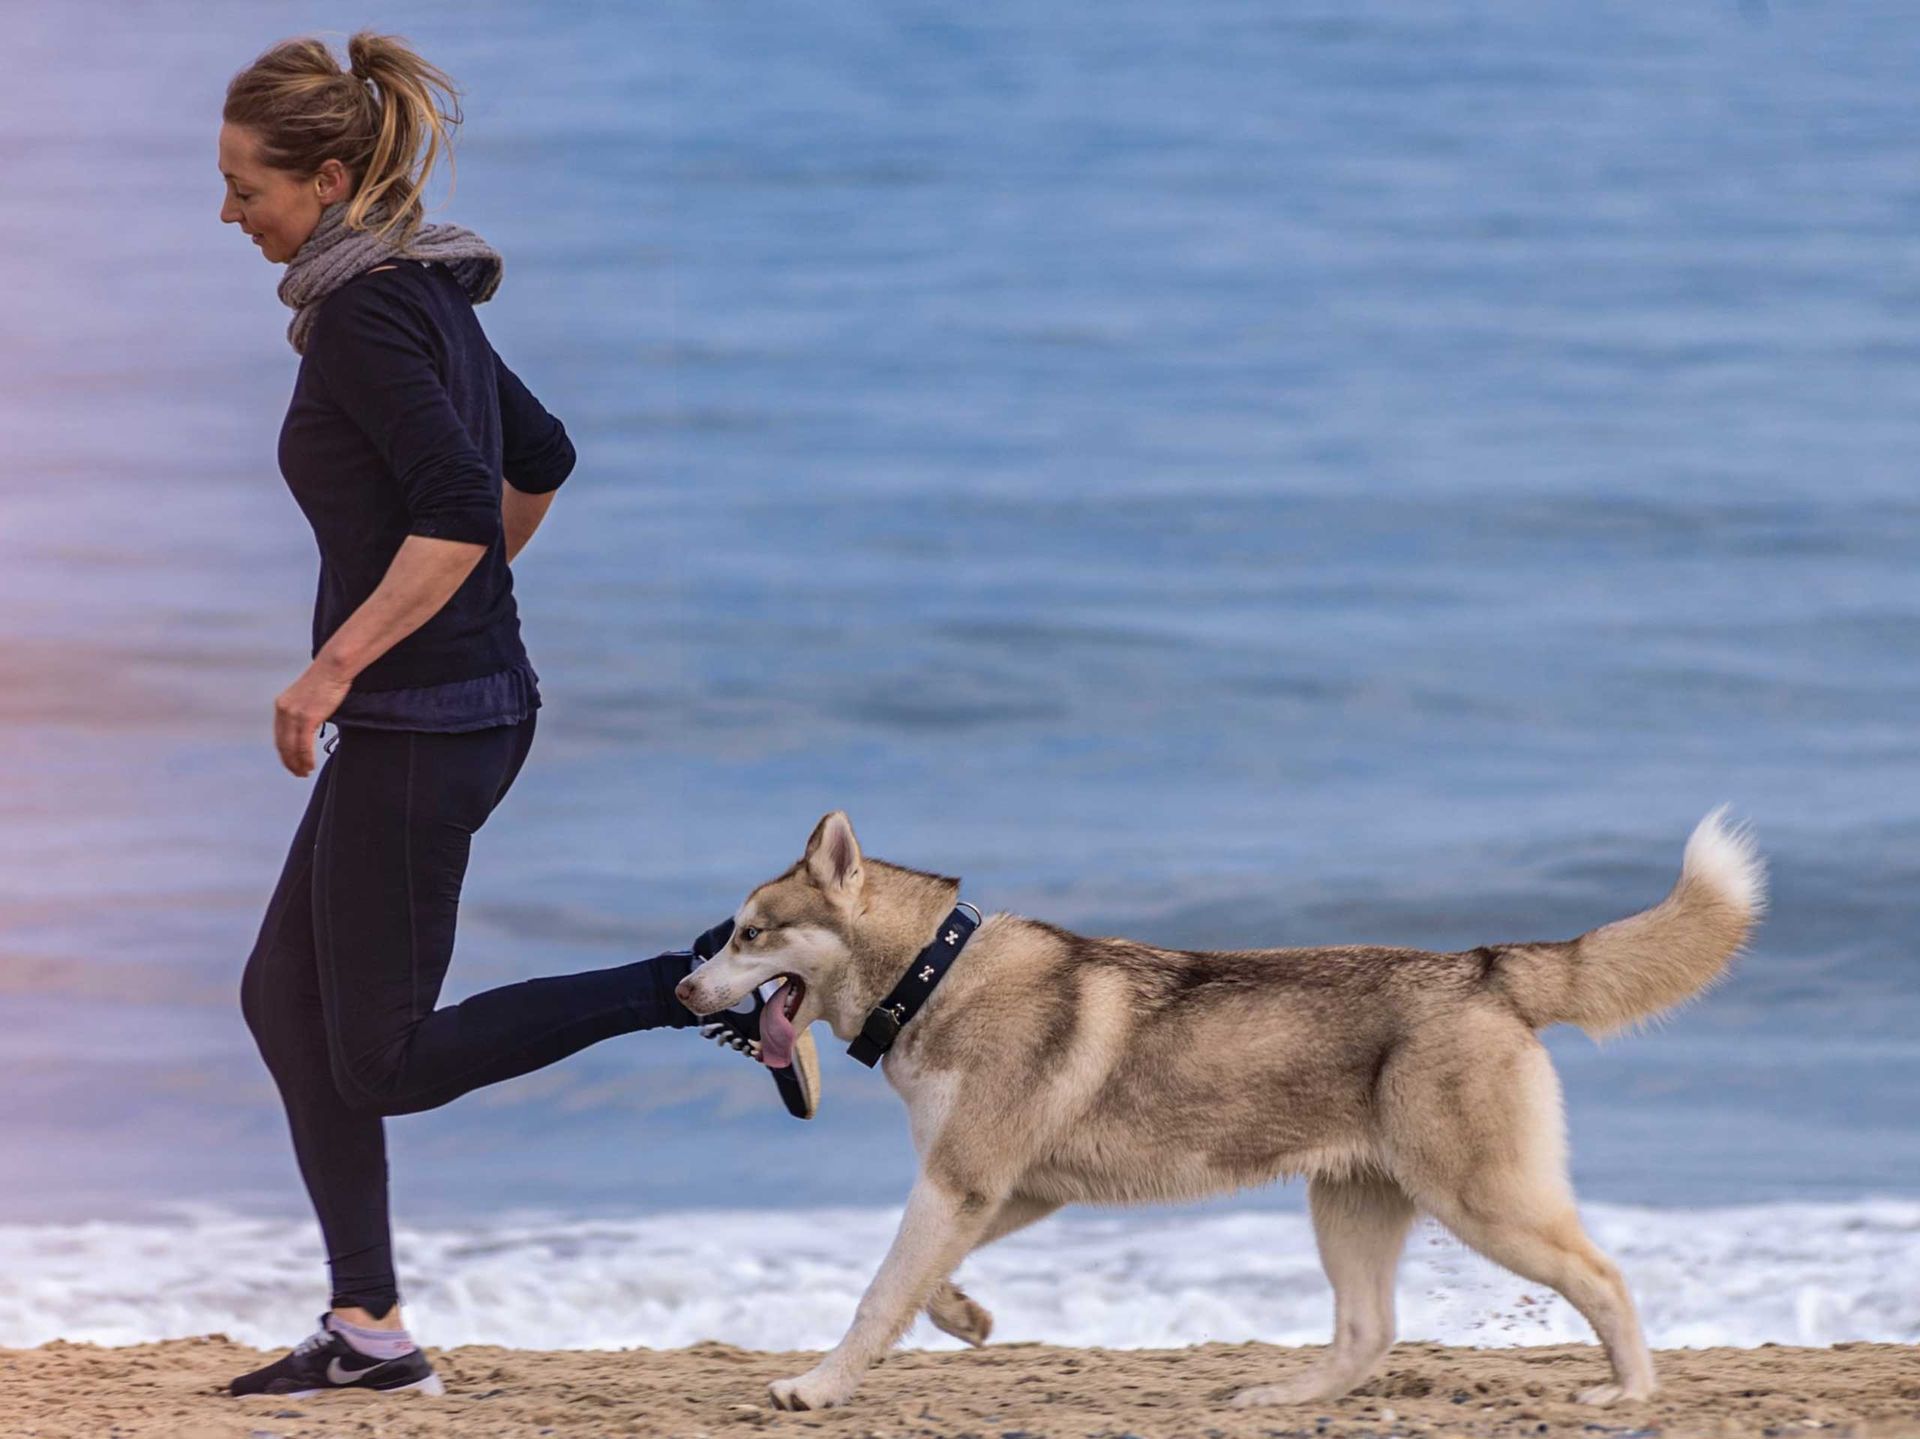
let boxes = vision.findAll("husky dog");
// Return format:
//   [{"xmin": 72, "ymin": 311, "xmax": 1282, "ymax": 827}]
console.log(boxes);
[{"xmin": 676, "ymin": 809, "xmax": 1764, "ymax": 1414}]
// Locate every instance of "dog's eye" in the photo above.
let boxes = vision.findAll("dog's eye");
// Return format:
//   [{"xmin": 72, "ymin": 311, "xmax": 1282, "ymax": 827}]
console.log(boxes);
[{"xmin": 741, "ymin": 926, "xmax": 762, "ymax": 942}]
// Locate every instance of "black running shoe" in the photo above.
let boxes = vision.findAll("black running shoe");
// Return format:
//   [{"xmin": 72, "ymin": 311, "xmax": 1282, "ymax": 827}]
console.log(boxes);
[
  {"xmin": 228, "ymin": 1315, "xmax": 444, "ymax": 1398},
  {"xmin": 687, "ymin": 918, "xmax": 820, "ymax": 1120}
]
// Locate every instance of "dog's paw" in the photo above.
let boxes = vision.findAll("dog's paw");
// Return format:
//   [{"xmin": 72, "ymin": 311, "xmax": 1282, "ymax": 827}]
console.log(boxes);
[
  {"xmin": 1575, "ymin": 1382, "xmax": 1651, "ymax": 1407},
  {"xmin": 768, "ymin": 1368, "xmax": 856, "ymax": 1412},
  {"xmin": 1229, "ymin": 1380, "xmax": 1325, "ymax": 1408},
  {"xmin": 927, "ymin": 1282, "xmax": 994, "ymax": 1348}
]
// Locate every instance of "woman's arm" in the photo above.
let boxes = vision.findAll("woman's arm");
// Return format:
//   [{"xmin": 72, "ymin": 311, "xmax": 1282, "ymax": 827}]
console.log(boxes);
[
  {"xmin": 503, "ymin": 481, "xmax": 556, "ymax": 563},
  {"xmin": 273, "ymin": 535, "xmax": 488, "ymax": 777},
  {"xmin": 495, "ymin": 345, "xmax": 576, "ymax": 564}
]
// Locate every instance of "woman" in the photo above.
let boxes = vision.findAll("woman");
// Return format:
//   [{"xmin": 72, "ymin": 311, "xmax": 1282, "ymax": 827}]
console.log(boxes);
[{"xmin": 219, "ymin": 31, "xmax": 818, "ymax": 1399}]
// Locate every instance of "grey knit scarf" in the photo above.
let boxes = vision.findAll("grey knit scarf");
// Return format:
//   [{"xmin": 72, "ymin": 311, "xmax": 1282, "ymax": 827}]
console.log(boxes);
[{"xmin": 278, "ymin": 200, "xmax": 503, "ymax": 354}]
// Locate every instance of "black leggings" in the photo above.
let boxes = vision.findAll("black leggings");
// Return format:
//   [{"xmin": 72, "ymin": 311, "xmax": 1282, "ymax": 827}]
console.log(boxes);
[{"xmin": 240, "ymin": 713, "xmax": 697, "ymax": 1313}]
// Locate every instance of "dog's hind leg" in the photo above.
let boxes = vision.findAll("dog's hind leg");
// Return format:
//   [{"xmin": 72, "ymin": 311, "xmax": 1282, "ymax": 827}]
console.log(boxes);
[
  {"xmin": 1417, "ymin": 1187, "xmax": 1653, "ymax": 1405},
  {"xmin": 1230, "ymin": 1172, "xmax": 1415, "ymax": 1407},
  {"xmin": 1384, "ymin": 1023, "xmax": 1656, "ymax": 1406},
  {"xmin": 926, "ymin": 1192, "xmax": 1061, "ymax": 1347},
  {"xmin": 769, "ymin": 1173, "xmax": 1005, "ymax": 1411}
]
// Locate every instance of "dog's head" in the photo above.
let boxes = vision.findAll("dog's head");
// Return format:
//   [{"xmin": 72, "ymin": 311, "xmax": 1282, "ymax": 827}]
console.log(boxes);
[{"xmin": 674, "ymin": 810, "xmax": 868, "ymax": 1063}]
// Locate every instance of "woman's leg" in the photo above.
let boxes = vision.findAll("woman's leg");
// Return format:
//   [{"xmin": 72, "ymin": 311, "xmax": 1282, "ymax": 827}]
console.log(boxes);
[
  {"xmin": 311, "ymin": 712, "xmax": 699, "ymax": 1120},
  {"xmin": 240, "ymin": 752, "xmax": 402, "ymax": 1313},
  {"xmin": 244, "ymin": 712, "xmax": 701, "ymax": 1315}
]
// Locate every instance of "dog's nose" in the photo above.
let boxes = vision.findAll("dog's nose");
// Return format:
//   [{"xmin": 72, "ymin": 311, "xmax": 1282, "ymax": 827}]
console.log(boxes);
[{"xmin": 674, "ymin": 977, "xmax": 698, "ymax": 1008}]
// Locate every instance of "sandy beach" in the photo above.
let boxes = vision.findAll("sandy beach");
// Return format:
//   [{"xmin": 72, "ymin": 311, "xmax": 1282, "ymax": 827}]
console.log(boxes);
[{"xmin": 3, "ymin": 1338, "xmax": 1914, "ymax": 1439}]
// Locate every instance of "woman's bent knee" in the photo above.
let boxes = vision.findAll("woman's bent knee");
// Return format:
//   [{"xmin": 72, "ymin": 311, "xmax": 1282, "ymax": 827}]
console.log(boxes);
[{"xmin": 328, "ymin": 1044, "xmax": 406, "ymax": 1116}]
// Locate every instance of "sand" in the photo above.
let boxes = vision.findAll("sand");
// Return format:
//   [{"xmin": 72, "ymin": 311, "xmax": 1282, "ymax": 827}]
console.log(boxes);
[{"xmin": 2, "ymin": 1338, "xmax": 1915, "ymax": 1439}]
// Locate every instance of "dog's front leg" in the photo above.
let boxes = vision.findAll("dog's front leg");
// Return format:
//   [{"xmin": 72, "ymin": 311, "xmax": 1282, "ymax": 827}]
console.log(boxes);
[{"xmin": 769, "ymin": 1174, "xmax": 996, "ymax": 1411}]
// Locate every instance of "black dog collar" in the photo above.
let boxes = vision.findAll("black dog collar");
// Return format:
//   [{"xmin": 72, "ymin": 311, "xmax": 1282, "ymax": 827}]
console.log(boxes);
[{"xmin": 847, "ymin": 902, "xmax": 981, "ymax": 1067}]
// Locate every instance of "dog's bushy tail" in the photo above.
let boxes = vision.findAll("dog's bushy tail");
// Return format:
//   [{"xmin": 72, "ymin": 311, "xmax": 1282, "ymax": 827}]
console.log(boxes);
[{"xmin": 1488, "ymin": 808, "xmax": 1766, "ymax": 1035}]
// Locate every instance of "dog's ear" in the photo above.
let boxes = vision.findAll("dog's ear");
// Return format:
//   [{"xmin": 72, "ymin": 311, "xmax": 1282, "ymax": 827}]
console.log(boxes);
[{"xmin": 804, "ymin": 811, "xmax": 863, "ymax": 893}]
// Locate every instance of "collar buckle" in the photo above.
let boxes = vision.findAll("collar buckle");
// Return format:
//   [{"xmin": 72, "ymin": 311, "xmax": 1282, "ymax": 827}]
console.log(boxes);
[{"xmin": 859, "ymin": 1006, "xmax": 904, "ymax": 1051}]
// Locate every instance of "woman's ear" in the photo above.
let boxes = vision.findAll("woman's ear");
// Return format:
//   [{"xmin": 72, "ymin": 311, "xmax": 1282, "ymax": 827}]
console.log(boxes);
[{"xmin": 314, "ymin": 157, "xmax": 352, "ymax": 203}]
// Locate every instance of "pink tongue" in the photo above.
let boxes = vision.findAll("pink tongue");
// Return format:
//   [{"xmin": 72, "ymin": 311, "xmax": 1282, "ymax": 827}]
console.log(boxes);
[{"xmin": 759, "ymin": 980, "xmax": 797, "ymax": 1069}]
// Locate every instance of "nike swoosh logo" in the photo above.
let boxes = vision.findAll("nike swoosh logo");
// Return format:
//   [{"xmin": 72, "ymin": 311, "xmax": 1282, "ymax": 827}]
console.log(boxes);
[{"xmin": 326, "ymin": 1356, "xmax": 387, "ymax": 1385}]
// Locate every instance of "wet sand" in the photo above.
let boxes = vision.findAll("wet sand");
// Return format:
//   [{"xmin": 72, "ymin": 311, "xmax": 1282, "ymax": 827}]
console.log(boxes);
[{"xmin": 4, "ymin": 1338, "xmax": 1915, "ymax": 1439}]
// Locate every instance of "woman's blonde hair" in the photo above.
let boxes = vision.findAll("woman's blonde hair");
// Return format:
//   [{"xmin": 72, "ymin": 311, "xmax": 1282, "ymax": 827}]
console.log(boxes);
[{"xmin": 223, "ymin": 30, "xmax": 461, "ymax": 246}]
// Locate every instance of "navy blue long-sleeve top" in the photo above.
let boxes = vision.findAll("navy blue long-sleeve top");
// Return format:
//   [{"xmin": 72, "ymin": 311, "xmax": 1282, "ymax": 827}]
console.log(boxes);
[{"xmin": 278, "ymin": 258, "xmax": 576, "ymax": 697}]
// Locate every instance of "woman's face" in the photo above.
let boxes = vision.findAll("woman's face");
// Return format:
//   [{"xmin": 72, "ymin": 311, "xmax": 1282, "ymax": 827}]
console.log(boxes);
[{"xmin": 218, "ymin": 123, "xmax": 350, "ymax": 265}]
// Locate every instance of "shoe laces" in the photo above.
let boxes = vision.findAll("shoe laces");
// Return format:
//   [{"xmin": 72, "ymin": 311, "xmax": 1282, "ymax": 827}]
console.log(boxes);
[
  {"xmin": 292, "ymin": 1328, "xmax": 333, "ymax": 1357},
  {"xmin": 698, "ymin": 1019, "xmax": 761, "ymax": 1057}
]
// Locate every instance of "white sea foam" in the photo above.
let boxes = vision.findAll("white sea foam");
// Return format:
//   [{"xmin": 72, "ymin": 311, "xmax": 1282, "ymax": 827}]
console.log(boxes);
[{"xmin": 1, "ymin": 1200, "xmax": 1914, "ymax": 1352}]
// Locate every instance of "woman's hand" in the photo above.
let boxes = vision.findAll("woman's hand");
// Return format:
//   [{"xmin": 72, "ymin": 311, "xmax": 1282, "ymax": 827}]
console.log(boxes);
[
  {"xmin": 273, "ymin": 660, "xmax": 353, "ymax": 777},
  {"xmin": 268, "ymin": 536, "xmax": 485, "ymax": 776}
]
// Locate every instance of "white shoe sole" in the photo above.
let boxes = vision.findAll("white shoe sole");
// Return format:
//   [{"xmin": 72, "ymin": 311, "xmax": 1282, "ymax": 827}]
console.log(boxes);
[
  {"xmin": 281, "ymin": 1371, "xmax": 444, "ymax": 1399},
  {"xmin": 788, "ymin": 1029, "xmax": 821, "ymax": 1119}
]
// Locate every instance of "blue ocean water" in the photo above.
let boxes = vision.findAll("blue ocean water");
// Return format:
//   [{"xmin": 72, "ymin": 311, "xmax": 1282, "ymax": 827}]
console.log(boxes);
[{"xmin": 1, "ymin": 0, "xmax": 1916, "ymax": 1298}]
